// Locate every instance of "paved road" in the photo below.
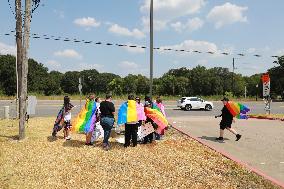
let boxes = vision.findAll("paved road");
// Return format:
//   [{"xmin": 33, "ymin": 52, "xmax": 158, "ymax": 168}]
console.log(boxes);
[
  {"xmin": 168, "ymin": 116, "xmax": 284, "ymax": 184},
  {"xmin": 0, "ymin": 100, "xmax": 283, "ymax": 118}
]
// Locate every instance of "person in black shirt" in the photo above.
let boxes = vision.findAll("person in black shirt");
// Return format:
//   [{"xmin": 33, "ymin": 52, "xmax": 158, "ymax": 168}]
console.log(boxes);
[
  {"xmin": 215, "ymin": 97, "xmax": 242, "ymax": 141},
  {"xmin": 99, "ymin": 94, "xmax": 115, "ymax": 150}
]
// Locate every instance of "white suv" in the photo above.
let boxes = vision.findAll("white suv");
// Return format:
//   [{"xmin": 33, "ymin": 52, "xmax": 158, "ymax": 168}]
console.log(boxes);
[{"xmin": 177, "ymin": 97, "xmax": 214, "ymax": 111}]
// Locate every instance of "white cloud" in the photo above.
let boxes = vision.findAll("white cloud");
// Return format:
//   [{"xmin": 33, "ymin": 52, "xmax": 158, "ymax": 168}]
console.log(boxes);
[
  {"xmin": 170, "ymin": 17, "xmax": 204, "ymax": 32},
  {"xmin": 74, "ymin": 17, "xmax": 101, "ymax": 28},
  {"xmin": 77, "ymin": 63, "xmax": 104, "ymax": 72},
  {"xmin": 140, "ymin": 0, "xmax": 205, "ymax": 20},
  {"xmin": 118, "ymin": 61, "xmax": 148, "ymax": 76},
  {"xmin": 207, "ymin": 2, "xmax": 248, "ymax": 29},
  {"xmin": 108, "ymin": 24, "xmax": 145, "ymax": 39},
  {"xmin": 140, "ymin": 0, "xmax": 205, "ymax": 32},
  {"xmin": 141, "ymin": 16, "xmax": 168, "ymax": 32},
  {"xmin": 122, "ymin": 43, "xmax": 145, "ymax": 54},
  {"xmin": 158, "ymin": 40, "xmax": 234, "ymax": 58},
  {"xmin": 119, "ymin": 61, "xmax": 139, "ymax": 69},
  {"xmin": 0, "ymin": 42, "xmax": 16, "ymax": 55},
  {"xmin": 46, "ymin": 60, "xmax": 61, "ymax": 68},
  {"xmin": 160, "ymin": 40, "xmax": 219, "ymax": 54},
  {"xmin": 54, "ymin": 49, "xmax": 82, "ymax": 59}
]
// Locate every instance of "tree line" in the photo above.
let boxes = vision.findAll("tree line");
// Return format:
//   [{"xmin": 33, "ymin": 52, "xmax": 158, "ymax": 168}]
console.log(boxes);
[{"xmin": 0, "ymin": 54, "xmax": 283, "ymax": 99}]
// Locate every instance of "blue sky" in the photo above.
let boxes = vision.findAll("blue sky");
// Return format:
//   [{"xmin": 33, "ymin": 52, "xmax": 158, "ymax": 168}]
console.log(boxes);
[{"xmin": 1, "ymin": 0, "xmax": 284, "ymax": 77}]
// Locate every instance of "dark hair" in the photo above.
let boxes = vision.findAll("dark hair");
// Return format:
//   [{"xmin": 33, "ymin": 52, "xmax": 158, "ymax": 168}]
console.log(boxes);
[
  {"xmin": 106, "ymin": 93, "xmax": 112, "ymax": 99},
  {"xmin": 156, "ymin": 97, "xmax": 162, "ymax": 104},
  {"xmin": 221, "ymin": 97, "xmax": 229, "ymax": 102},
  {"xmin": 128, "ymin": 94, "xmax": 135, "ymax": 100},
  {"xmin": 64, "ymin": 96, "xmax": 70, "ymax": 106},
  {"xmin": 95, "ymin": 97, "xmax": 100, "ymax": 102},
  {"xmin": 135, "ymin": 96, "xmax": 141, "ymax": 103},
  {"xmin": 88, "ymin": 94, "xmax": 95, "ymax": 100},
  {"xmin": 145, "ymin": 95, "xmax": 151, "ymax": 102}
]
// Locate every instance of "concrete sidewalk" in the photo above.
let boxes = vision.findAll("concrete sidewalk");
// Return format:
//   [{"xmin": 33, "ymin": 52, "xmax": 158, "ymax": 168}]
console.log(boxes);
[{"xmin": 168, "ymin": 116, "xmax": 284, "ymax": 184}]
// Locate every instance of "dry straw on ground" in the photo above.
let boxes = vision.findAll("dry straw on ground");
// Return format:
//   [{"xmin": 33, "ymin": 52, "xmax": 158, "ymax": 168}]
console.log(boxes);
[{"xmin": 0, "ymin": 118, "xmax": 281, "ymax": 189}]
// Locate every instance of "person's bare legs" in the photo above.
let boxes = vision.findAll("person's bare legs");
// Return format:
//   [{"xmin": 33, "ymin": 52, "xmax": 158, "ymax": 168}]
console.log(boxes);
[
  {"xmin": 226, "ymin": 127, "xmax": 238, "ymax": 135},
  {"xmin": 227, "ymin": 127, "xmax": 242, "ymax": 141},
  {"xmin": 63, "ymin": 129, "xmax": 67, "ymax": 139},
  {"xmin": 86, "ymin": 132, "xmax": 92, "ymax": 144},
  {"xmin": 219, "ymin": 129, "xmax": 224, "ymax": 137}
]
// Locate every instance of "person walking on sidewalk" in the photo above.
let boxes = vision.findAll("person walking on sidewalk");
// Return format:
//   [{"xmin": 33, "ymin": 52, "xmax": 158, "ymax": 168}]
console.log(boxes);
[{"xmin": 215, "ymin": 97, "xmax": 242, "ymax": 141}]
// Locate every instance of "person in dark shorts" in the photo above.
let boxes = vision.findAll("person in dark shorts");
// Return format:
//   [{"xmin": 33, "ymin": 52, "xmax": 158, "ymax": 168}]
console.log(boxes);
[
  {"xmin": 99, "ymin": 94, "xmax": 115, "ymax": 151},
  {"xmin": 215, "ymin": 97, "xmax": 242, "ymax": 141},
  {"xmin": 124, "ymin": 95, "xmax": 139, "ymax": 148}
]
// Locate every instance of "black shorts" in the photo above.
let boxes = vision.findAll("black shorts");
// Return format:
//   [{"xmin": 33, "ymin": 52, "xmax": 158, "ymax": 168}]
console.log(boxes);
[
  {"xmin": 220, "ymin": 120, "xmax": 232, "ymax": 130},
  {"xmin": 64, "ymin": 120, "xmax": 72, "ymax": 129}
]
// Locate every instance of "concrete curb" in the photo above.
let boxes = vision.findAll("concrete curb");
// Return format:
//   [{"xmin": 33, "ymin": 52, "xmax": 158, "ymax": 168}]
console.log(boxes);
[
  {"xmin": 172, "ymin": 125, "xmax": 284, "ymax": 189},
  {"xmin": 248, "ymin": 115, "xmax": 284, "ymax": 122}
]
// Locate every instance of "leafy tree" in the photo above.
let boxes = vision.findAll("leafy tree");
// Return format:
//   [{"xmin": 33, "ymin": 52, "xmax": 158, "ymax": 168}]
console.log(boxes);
[
  {"xmin": 233, "ymin": 74, "xmax": 246, "ymax": 96},
  {"xmin": 136, "ymin": 74, "xmax": 149, "ymax": 95},
  {"xmin": 28, "ymin": 58, "xmax": 49, "ymax": 93},
  {"xmin": 123, "ymin": 74, "xmax": 138, "ymax": 94},
  {"xmin": 61, "ymin": 71, "xmax": 80, "ymax": 94},
  {"xmin": 80, "ymin": 69, "xmax": 99, "ymax": 94},
  {"xmin": 43, "ymin": 71, "xmax": 63, "ymax": 95},
  {"xmin": 175, "ymin": 76, "xmax": 190, "ymax": 96},
  {"xmin": 0, "ymin": 55, "xmax": 16, "ymax": 95},
  {"xmin": 189, "ymin": 65, "xmax": 211, "ymax": 96},
  {"xmin": 160, "ymin": 74, "xmax": 177, "ymax": 95},
  {"xmin": 167, "ymin": 67, "xmax": 190, "ymax": 77},
  {"xmin": 107, "ymin": 78, "xmax": 123, "ymax": 95},
  {"xmin": 244, "ymin": 74, "xmax": 261, "ymax": 97},
  {"xmin": 95, "ymin": 73, "xmax": 120, "ymax": 94}
]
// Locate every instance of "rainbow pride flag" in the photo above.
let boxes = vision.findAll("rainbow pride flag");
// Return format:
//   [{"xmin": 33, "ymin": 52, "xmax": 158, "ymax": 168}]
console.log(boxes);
[
  {"xmin": 72, "ymin": 100, "xmax": 97, "ymax": 133},
  {"xmin": 117, "ymin": 100, "xmax": 146, "ymax": 125},
  {"xmin": 226, "ymin": 101, "xmax": 250, "ymax": 119},
  {"xmin": 144, "ymin": 107, "xmax": 168, "ymax": 134}
]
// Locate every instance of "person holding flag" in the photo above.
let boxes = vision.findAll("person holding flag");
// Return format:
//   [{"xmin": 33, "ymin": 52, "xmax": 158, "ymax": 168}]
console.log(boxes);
[{"xmin": 215, "ymin": 97, "xmax": 242, "ymax": 141}]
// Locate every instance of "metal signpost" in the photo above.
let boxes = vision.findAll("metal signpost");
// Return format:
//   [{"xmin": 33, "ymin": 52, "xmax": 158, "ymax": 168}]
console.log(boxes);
[
  {"xmin": 262, "ymin": 73, "xmax": 271, "ymax": 114},
  {"xmin": 78, "ymin": 77, "xmax": 82, "ymax": 109},
  {"xmin": 149, "ymin": 0, "xmax": 154, "ymax": 98}
]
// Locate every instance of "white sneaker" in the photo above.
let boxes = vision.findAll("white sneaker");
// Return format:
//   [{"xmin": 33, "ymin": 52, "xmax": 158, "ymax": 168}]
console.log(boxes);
[{"xmin": 65, "ymin": 136, "xmax": 71, "ymax": 140}]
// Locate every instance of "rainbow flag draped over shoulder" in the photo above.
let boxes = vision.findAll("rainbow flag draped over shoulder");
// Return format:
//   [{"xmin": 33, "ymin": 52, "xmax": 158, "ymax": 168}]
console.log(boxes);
[
  {"xmin": 117, "ymin": 100, "xmax": 146, "ymax": 125},
  {"xmin": 72, "ymin": 100, "xmax": 97, "ymax": 133},
  {"xmin": 226, "ymin": 101, "xmax": 250, "ymax": 119},
  {"xmin": 144, "ymin": 106, "xmax": 168, "ymax": 134}
]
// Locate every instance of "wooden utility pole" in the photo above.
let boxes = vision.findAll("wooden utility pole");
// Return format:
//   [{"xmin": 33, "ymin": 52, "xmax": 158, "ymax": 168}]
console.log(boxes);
[{"xmin": 16, "ymin": 0, "xmax": 32, "ymax": 140}]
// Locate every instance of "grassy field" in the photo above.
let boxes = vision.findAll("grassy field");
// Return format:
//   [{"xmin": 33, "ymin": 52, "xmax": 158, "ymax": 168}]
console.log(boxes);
[{"xmin": 0, "ymin": 118, "xmax": 281, "ymax": 189}]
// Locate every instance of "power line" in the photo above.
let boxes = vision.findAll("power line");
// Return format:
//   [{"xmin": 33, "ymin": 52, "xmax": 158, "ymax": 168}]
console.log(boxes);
[{"xmin": 0, "ymin": 30, "xmax": 281, "ymax": 59}]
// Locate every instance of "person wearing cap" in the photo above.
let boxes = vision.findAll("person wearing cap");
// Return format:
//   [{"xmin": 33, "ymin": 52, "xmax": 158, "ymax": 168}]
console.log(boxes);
[{"xmin": 215, "ymin": 97, "xmax": 242, "ymax": 141}]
